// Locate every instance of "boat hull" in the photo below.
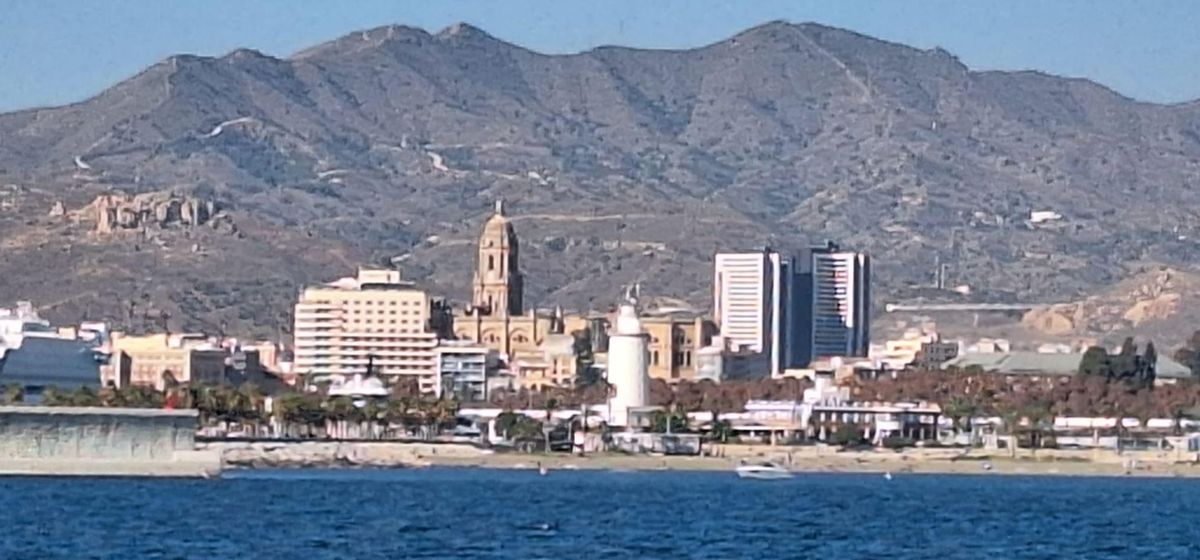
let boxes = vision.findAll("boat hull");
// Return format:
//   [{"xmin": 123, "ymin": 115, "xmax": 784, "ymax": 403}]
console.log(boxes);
[{"xmin": 735, "ymin": 468, "xmax": 794, "ymax": 480}]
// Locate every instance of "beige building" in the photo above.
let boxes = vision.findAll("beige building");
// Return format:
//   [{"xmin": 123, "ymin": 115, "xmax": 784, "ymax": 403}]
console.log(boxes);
[
  {"xmin": 104, "ymin": 333, "xmax": 228, "ymax": 390},
  {"xmin": 584, "ymin": 309, "xmax": 716, "ymax": 383},
  {"xmin": 640, "ymin": 311, "xmax": 716, "ymax": 382},
  {"xmin": 453, "ymin": 201, "xmax": 577, "ymax": 387},
  {"xmin": 514, "ymin": 333, "xmax": 578, "ymax": 391},
  {"xmin": 293, "ymin": 268, "xmax": 448, "ymax": 394}
]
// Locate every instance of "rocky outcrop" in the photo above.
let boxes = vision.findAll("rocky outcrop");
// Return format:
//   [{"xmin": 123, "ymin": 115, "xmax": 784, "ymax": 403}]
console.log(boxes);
[
  {"xmin": 1022, "ymin": 306, "xmax": 1077, "ymax": 337},
  {"xmin": 202, "ymin": 441, "xmax": 486, "ymax": 469},
  {"xmin": 1022, "ymin": 268, "xmax": 1199, "ymax": 340},
  {"xmin": 47, "ymin": 200, "xmax": 65, "ymax": 218},
  {"xmin": 91, "ymin": 191, "xmax": 220, "ymax": 234}
]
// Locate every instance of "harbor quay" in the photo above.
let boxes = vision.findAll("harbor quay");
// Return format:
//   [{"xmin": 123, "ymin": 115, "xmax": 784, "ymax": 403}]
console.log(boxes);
[{"xmin": 0, "ymin": 406, "xmax": 220, "ymax": 478}]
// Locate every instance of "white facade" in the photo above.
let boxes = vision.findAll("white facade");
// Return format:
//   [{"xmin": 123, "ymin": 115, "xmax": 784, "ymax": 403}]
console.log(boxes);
[
  {"xmin": 606, "ymin": 303, "xmax": 649, "ymax": 427},
  {"xmin": 293, "ymin": 268, "xmax": 440, "ymax": 393},
  {"xmin": 713, "ymin": 253, "xmax": 770, "ymax": 353},
  {"xmin": 435, "ymin": 340, "xmax": 493, "ymax": 401},
  {"xmin": 713, "ymin": 252, "xmax": 791, "ymax": 376}
]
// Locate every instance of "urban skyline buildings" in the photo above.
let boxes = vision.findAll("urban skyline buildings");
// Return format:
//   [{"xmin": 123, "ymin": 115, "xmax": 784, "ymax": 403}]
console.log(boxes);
[
  {"xmin": 712, "ymin": 251, "xmax": 793, "ymax": 377},
  {"xmin": 285, "ymin": 202, "xmax": 872, "ymax": 393},
  {"xmin": 714, "ymin": 243, "xmax": 872, "ymax": 377}
]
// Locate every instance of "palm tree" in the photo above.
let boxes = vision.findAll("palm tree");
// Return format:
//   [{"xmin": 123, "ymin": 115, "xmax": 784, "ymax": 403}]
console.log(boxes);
[
  {"xmin": 325, "ymin": 396, "xmax": 356, "ymax": 439},
  {"xmin": 271, "ymin": 393, "xmax": 298, "ymax": 438},
  {"xmin": 542, "ymin": 397, "xmax": 559, "ymax": 453},
  {"xmin": 710, "ymin": 418, "xmax": 734, "ymax": 443},
  {"xmin": 239, "ymin": 384, "xmax": 266, "ymax": 437},
  {"xmin": 41, "ymin": 385, "xmax": 64, "ymax": 406},
  {"xmin": 1021, "ymin": 400, "xmax": 1054, "ymax": 458},
  {"xmin": 435, "ymin": 399, "xmax": 459, "ymax": 438},
  {"xmin": 942, "ymin": 397, "xmax": 977, "ymax": 446},
  {"xmin": 383, "ymin": 397, "xmax": 412, "ymax": 439},
  {"xmin": 68, "ymin": 386, "xmax": 101, "ymax": 407}
]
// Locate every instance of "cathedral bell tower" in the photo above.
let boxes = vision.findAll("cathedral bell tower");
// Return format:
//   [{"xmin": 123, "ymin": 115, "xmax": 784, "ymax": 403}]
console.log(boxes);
[{"xmin": 472, "ymin": 200, "xmax": 524, "ymax": 316}]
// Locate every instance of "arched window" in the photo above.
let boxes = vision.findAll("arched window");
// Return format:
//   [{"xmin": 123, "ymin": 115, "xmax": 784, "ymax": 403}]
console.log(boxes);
[
  {"xmin": 652, "ymin": 351, "xmax": 659, "ymax": 365},
  {"xmin": 488, "ymin": 255, "xmax": 495, "ymax": 271}
]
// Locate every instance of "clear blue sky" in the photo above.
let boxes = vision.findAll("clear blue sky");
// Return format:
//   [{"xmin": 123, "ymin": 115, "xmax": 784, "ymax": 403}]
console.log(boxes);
[{"xmin": 3, "ymin": 0, "xmax": 1199, "ymax": 112}]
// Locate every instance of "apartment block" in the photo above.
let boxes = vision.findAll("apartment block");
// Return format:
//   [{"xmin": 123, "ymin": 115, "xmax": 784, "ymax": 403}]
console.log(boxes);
[
  {"xmin": 293, "ymin": 268, "xmax": 446, "ymax": 394},
  {"xmin": 713, "ymin": 251, "xmax": 794, "ymax": 377},
  {"xmin": 104, "ymin": 333, "xmax": 228, "ymax": 390},
  {"xmin": 435, "ymin": 340, "xmax": 495, "ymax": 401}
]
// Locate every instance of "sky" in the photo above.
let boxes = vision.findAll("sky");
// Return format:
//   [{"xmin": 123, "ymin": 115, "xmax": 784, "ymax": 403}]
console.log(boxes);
[{"xmin": 2, "ymin": 0, "xmax": 1199, "ymax": 112}]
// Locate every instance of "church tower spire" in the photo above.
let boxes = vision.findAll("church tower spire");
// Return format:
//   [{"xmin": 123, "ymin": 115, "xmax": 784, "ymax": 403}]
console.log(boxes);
[{"xmin": 472, "ymin": 200, "xmax": 523, "ymax": 316}]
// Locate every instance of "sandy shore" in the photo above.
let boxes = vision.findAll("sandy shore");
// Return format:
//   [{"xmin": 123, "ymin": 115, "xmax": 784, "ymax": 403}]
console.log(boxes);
[
  {"xmin": 423, "ymin": 447, "xmax": 1200, "ymax": 478},
  {"xmin": 206, "ymin": 441, "xmax": 1200, "ymax": 478}
]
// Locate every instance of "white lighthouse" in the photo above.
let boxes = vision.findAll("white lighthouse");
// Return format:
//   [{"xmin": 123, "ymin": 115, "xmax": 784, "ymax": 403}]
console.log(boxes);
[{"xmin": 606, "ymin": 286, "xmax": 650, "ymax": 428}]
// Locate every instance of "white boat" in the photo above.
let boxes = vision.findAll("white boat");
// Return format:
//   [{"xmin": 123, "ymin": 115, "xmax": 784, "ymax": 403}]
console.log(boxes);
[{"xmin": 735, "ymin": 461, "xmax": 794, "ymax": 480}]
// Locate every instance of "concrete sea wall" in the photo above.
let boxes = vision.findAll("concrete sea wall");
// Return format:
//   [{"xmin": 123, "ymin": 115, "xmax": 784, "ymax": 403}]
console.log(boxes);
[{"xmin": 0, "ymin": 406, "xmax": 220, "ymax": 477}]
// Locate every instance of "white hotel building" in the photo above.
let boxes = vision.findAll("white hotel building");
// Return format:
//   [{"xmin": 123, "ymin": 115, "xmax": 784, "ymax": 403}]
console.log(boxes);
[{"xmin": 293, "ymin": 268, "xmax": 443, "ymax": 394}]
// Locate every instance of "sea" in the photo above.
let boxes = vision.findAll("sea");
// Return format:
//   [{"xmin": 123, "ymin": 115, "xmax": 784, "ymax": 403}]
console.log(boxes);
[{"xmin": 1, "ymin": 468, "xmax": 1197, "ymax": 559}]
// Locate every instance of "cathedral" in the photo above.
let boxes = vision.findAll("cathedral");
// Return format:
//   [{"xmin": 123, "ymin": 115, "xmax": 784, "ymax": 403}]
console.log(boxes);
[{"xmin": 454, "ymin": 201, "xmax": 577, "ymax": 389}]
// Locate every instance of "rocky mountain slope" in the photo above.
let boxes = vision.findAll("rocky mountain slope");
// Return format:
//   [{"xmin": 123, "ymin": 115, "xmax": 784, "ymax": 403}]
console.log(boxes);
[{"xmin": 2, "ymin": 21, "xmax": 1200, "ymax": 343}]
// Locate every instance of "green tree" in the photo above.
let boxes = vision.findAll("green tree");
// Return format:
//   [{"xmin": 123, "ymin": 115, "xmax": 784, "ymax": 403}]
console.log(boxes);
[
  {"xmin": 542, "ymin": 397, "xmax": 559, "ymax": 452},
  {"xmin": 649, "ymin": 405, "xmax": 690, "ymax": 434},
  {"xmin": 1079, "ymin": 346, "xmax": 1111, "ymax": 377},
  {"xmin": 361, "ymin": 399, "xmax": 385, "ymax": 439},
  {"xmin": 942, "ymin": 397, "xmax": 978, "ymax": 445},
  {"xmin": 1175, "ymin": 330, "xmax": 1200, "ymax": 377},
  {"xmin": 238, "ymin": 384, "xmax": 266, "ymax": 436},
  {"xmin": 1, "ymin": 384, "xmax": 24, "ymax": 405},
  {"xmin": 1140, "ymin": 342, "xmax": 1158, "ymax": 388},
  {"xmin": 828, "ymin": 424, "xmax": 865, "ymax": 446},
  {"xmin": 325, "ymin": 396, "xmax": 356, "ymax": 439},
  {"xmin": 709, "ymin": 418, "xmax": 734, "ymax": 443},
  {"xmin": 68, "ymin": 386, "xmax": 101, "ymax": 407},
  {"xmin": 41, "ymin": 386, "xmax": 65, "ymax": 406}
]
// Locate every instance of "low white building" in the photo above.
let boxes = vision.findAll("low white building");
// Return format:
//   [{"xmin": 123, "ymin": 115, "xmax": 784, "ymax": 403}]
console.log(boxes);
[{"xmin": 435, "ymin": 340, "xmax": 496, "ymax": 401}]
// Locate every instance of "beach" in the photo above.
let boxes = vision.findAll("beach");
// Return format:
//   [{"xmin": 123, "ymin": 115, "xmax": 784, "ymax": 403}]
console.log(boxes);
[
  {"xmin": 204, "ymin": 440, "xmax": 1200, "ymax": 478},
  {"xmin": 427, "ymin": 446, "xmax": 1200, "ymax": 478}
]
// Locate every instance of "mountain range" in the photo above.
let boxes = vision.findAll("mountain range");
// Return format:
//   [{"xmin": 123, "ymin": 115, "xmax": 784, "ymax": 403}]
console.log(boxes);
[{"xmin": 2, "ymin": 21, "xmax": 1200, "ymax": 345}]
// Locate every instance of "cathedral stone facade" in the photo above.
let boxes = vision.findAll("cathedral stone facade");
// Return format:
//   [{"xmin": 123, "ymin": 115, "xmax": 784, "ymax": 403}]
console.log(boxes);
[{"xmin": 454, "ymin": 202, "xmax": 573, "ymax": 388}]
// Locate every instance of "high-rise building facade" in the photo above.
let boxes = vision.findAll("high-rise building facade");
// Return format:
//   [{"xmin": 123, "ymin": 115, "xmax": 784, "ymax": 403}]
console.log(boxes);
[
  {"xmin": 714, "ymin": 244, "xmax": 871, "ymax": 376},
  {"xmin": 806, "ymin": 247, "xmax": 871, "ymax": 361},
  {"xmin": 293, "ymin": 268, "xmax": 444, "ymax": 394},
  {"xmin": 713, "ymin": 251, "xmax": 794, "ymax": 377}
]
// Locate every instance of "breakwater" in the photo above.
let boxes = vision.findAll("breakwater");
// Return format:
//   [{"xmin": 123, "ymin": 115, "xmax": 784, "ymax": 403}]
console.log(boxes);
[
  {"xmin": 201, "ymin": 440, "xmax": 487, "ymax": 469},
  {"xmin": 0, "ymin": 406, "xmax": 220, "ymax": 477}
]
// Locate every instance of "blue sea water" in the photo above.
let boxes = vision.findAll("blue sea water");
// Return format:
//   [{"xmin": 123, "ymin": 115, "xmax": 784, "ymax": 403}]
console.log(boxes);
[{"xmin": 1, "ymin": 468, "xmax": 1198, "ymax": 559}]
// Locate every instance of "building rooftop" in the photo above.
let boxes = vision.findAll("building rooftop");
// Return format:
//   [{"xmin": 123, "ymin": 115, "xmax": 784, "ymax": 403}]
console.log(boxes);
[{"xmin": 0, "ymin": 336, "xmax": 104, "ymax": 390}]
